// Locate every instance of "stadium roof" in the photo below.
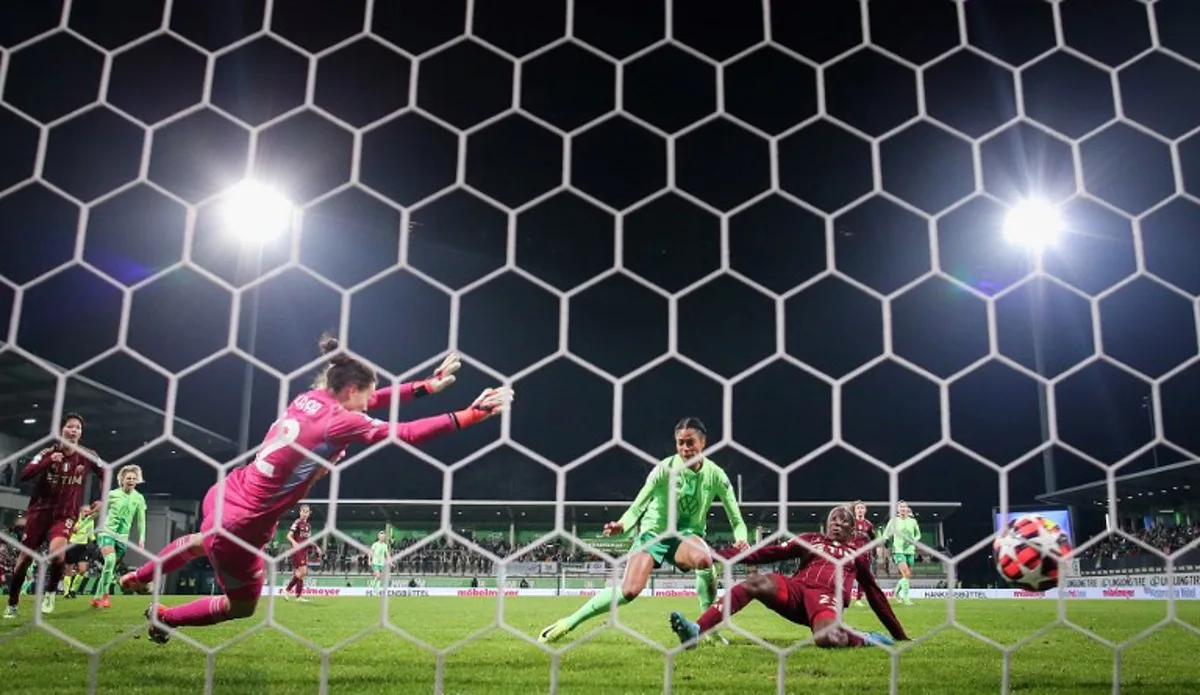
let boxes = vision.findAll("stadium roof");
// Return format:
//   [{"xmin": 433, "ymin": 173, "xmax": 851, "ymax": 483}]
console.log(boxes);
[
  {"xmin": 0, "ymin": 351, "xmax": 237, "ymax": 463},
  {"xmin": 298, "ymin": 499, "xmax": 961, "ymax": 527},
  {"xmin": 1036, "ymin": 459, "xmax": 1200, "ymax": 509}
]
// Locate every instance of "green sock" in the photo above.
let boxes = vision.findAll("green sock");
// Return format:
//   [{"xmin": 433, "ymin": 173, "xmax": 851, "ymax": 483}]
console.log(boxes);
[
  {"xmin": 563, "ymin": 587, "xmax": 630, "ymax": 631},
  {"xmin": 95, "ymin": 554, "xmax": 116, "ymax": 598},
  {"xmin": 695, "ymin": 567, "xmax": 718, "ymax": 611},
  {"xmin": 900, "ymin": 578, "xmax": 910, "ymax": 600}
]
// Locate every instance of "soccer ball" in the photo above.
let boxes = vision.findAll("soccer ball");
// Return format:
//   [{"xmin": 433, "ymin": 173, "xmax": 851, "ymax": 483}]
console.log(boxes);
[{"xmin": 993, "ymin": 514, "xmax": 1072, "ymax": 592}]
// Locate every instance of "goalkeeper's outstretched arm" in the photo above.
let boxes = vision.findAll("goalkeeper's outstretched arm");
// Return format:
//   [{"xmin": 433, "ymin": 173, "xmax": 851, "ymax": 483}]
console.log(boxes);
[
  {"xmin": 333, "ymin": 387, "xmax": 514, "ymax": 447},
  {"xmin": 367, "ymin": 353, "xmax": 462, "ymax": 410}
]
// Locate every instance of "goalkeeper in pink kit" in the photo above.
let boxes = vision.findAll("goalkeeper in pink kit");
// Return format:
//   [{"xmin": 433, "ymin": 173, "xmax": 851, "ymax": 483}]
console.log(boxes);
[{"xmin": 121, "ymin": 336, "xmax": 513, "ymax": 643}]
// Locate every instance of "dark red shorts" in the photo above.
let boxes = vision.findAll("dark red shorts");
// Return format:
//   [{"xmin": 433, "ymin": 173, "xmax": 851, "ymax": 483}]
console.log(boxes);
[
  {"xmin": 291, "ymin": 550, "xmax": 308, "ymax": 569},
  {"xmin": 20, "ymin": 512, "xmax": 75, "ymax": 553},
  {"xmin": 764, "ymin": 574, "xmax": 839, "ymax": 627}
]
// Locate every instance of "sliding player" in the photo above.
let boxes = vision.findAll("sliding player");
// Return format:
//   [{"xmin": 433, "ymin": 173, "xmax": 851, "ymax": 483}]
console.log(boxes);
[
  {"xmin": 122, "ymin": 340, "xmax": 511, "ymax": 642},
  {"xmin": 669, "ymin": 505, "xmax": 908, "ymax": 648},
  {"xmin": 64, "ymin": 504, "xmax": 96, "ymax": 599},
  {"xmin": 5, "ymin": 413, "xmax": 102, "ymax": 619},
  {"xmin": 539, "ymin": 418, "xmax": 748, "ymax": 644},
  {"xmin": 92, "ymin": 465, "xmax": 147, "ymax": 608},
  {"xmin": 850, "ymin": 501, "xmax": 874, "ymax": 607},
  {"xmin": 882, "ymin": 501, "xmax": 920, "ymax": 606},
  {"xmin": 370, "ymin": 531, "xmax": 389, "ymax": 593},
  {"xmin": 282, "ymin": 505, "xmax": 317, "ymax": 601}
]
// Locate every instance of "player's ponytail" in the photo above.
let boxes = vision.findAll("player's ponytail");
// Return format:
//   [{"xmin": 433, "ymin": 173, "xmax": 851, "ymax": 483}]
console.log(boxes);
[{"xmin": 316, "ymin": 333, "xmax": 376, "ymax": 394}]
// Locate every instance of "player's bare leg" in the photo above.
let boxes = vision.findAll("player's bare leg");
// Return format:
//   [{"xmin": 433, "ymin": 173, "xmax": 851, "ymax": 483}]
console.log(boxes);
[
  {"xmin": 539, "ymin": 552, "xmax": 655, "ymax": 644},
  {"xmin": 672, "ymin": 537, "xmax": 728, "ymax": 645}
]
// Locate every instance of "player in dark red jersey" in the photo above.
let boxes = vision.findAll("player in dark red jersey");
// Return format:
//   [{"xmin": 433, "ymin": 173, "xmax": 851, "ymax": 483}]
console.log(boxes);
[
  {"xmin": 282, "ymin": 504, "xmax": 317, "ymax": 601},
  {"xmin": 4, "ymin": 413, "xmax": 102, "ymax": 620},
  {"xmin": 850, "ymin": 500, "xmax": 875, "ymax": 607},
  {"xmin": 669, "ymin": 505, "xmax": 907, "ymax": 649},
  {"xmin": 123, "ymin": 337, "xmax": 511, "ymax": 643}
]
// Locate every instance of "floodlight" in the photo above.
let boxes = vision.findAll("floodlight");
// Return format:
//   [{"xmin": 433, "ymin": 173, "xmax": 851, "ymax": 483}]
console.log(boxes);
[
  {"xmin": 1003, "ymin": 198, "xmax": 1064, "ymax": 250},
  {"xmin": 220, "ymin": 180, "xmax": 294, "ymax": 245}
]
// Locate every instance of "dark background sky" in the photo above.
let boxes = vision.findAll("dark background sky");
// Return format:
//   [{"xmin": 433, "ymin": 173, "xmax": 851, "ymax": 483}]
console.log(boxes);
[{"xmin": 2, "ymin": 0, "xmax": 1200, "ymax": 575}]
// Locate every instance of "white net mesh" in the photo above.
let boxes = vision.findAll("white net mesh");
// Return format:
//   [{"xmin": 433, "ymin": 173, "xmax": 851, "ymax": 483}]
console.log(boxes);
[{"xmin": 2, "ymin": 0, "xmax": 1200, "ymax": 692}]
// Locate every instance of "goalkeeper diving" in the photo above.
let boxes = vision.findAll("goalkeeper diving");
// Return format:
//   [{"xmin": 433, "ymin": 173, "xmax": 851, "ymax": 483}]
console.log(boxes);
[{"xmin": 539, "ymin": 417, "xmax": 748, "ymax": 643}]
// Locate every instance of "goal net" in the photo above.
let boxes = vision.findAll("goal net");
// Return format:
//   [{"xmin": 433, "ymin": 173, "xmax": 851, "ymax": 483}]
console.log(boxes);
[{"xmin": 2, "ymin": 1, "xmax": 1200, "ymax": 693}]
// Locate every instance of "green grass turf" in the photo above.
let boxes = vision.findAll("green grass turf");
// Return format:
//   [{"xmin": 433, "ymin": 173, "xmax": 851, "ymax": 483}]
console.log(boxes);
[{"xmin": 3, "ymin": 595, "xmax": 1199, "ymax": 694}]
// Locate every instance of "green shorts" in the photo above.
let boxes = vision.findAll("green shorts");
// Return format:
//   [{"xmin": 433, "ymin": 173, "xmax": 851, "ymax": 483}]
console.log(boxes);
[
  {"xmin": 892, "ymin": 551, "xmax": 915, "ymax": 567},
  {"xmin": 371, "ymin": 564, "xmax": 385, "ymax": 573},
  {"xmin": 97, "ymin": 533, "xmax": 127, "ymax": 558},
  {"xmin": 630, "ymin": 531, "xmax": 697, "ymax": 569}
]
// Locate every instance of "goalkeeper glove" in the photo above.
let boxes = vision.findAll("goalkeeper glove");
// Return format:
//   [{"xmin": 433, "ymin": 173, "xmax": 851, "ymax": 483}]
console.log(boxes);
[
  {"xmin": 412, "ymin": 353, "xmax": 461, "ymax": 397},
  {"xmin": 452, "ymin": 387, "xmax": 514, "ymax": 429}
]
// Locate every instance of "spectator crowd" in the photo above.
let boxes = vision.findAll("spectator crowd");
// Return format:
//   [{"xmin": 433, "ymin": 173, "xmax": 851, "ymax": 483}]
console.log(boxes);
[{"xmin": 1083, "ymin": 524, "xmax": 1200, "ymax": 561}]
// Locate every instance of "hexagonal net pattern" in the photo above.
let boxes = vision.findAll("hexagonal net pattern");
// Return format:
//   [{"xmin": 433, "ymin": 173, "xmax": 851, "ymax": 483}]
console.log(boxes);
[{"xmin": 2, "ymin": 0, "xmax": 1200, "ymax": 693}]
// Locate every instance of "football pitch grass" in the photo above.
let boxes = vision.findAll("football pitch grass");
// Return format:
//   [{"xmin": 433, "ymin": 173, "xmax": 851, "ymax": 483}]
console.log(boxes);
[{"xmin": 3, "ymin": 596, "xmax": 1200, "ymax": 694}]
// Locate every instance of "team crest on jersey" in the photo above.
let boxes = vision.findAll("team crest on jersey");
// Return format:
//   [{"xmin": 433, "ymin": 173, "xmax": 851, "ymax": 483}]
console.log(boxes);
[
  {"xmin": 75, "ymin": 465, "xmax": 84, "ymax": 475},
  {"xmin": 675, "ymin": 475, "xmax": 701, "ymax": 516}
]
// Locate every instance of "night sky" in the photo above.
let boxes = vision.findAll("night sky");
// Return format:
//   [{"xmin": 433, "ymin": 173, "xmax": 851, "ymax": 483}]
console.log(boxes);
[{"xmin": 2, "ymin": 0, "xmax": 1200, "ymax": 573}]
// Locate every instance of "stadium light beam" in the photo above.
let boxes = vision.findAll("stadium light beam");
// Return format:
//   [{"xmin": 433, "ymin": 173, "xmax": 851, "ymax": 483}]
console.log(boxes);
[
  {"xmin": 1002, "ymin": 198, "xmax": 1064, "ymax": 250},
  {"xmin": 220, "ymin": 180, "xmax": 294, "ymax": 245}
]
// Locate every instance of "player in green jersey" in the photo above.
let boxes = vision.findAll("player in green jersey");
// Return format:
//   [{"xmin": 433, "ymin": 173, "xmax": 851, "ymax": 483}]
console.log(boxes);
[
  {"xmin": 92, "ymin": 465, "xmax": 146, "ymax": 609},
  {"xmin": 370, "ymin": 531, "xmax": 390, "ymax": 593},
  {"xmin": 881, "ymin": 501, "xmax": 920, "ymax": 606},
  {"xmin": 21, "ymin": 560, "xmax": 37, "ymax": 596},
  {"xmin": 64, "ymin": 504, "xmax": 96, "ymax": 598},
  {"xmin": 539, "ymin": 418, "xmax": 749, "ymax": 644}
]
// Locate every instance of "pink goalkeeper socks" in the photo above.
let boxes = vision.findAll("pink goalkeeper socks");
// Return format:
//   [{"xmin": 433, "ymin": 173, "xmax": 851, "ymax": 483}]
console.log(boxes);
[{"xmin": 162, "ymin": 596, "xmax": 231, "ymax": 627}]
